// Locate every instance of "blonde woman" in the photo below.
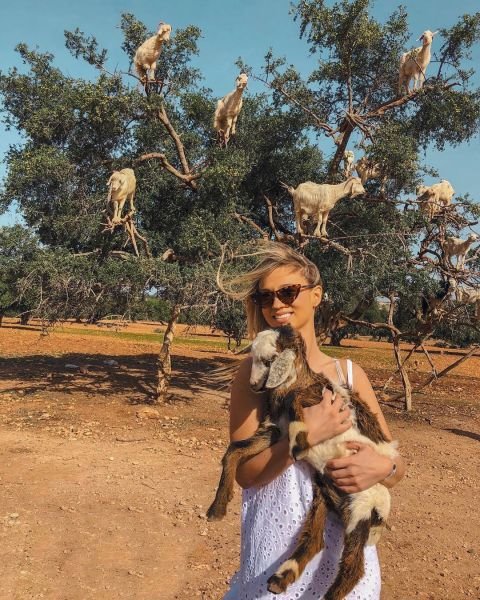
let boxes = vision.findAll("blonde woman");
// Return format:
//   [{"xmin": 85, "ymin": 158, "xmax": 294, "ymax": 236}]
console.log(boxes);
[{"xmin": 220, "ymin": 241, "xmax": 405, "ymax": 599}]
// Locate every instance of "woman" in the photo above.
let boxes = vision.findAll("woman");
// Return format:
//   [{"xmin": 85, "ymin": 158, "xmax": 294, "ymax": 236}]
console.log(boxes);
[{"xmin": 221, "ymin": 241, "xmax": 405, "ymax": 600}]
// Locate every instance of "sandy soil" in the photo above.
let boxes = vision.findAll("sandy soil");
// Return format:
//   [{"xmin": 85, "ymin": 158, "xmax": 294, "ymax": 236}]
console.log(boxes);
[{"xmin": 0, "ymin": 319, "xmax": 479, "ymax": 600}]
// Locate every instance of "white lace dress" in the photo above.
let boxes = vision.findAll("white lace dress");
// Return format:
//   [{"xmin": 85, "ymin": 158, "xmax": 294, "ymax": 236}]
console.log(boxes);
[{"xmin": 223, "ymin": 360, "xmax": 381, "ymax": 600}]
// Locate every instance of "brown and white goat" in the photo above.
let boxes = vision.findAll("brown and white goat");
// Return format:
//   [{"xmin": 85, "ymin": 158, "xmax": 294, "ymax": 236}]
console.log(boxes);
[{"xmin": 207, "ymin": 325, "xmax": 397, "ymax": 600}]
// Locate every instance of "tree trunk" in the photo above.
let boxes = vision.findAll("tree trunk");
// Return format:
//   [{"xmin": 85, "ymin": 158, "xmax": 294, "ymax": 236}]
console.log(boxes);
[
  {"xmin": 329, "ymin": 326, "xmax": 345, "ymax": 347},
  {"xmin": 392, "ymin": 336, "xmax": 412, "ymax": 411},
  {"xmin": 327, "ymin": 120, "xmax": 354, "ymax": 179},
  {"xmin": 156, "ymin": 303, "xmax": 182, "ymax": 403}
]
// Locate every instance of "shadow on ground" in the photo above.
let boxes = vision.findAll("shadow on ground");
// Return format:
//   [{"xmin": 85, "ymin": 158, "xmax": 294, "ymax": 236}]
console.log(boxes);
[
  {"xmin": 444, "ymin": 428, "xmax": 480, "ymax": 442},
  {"xmin": 0, "ymin": 352, "xmax": 235, "ymax": 404}
]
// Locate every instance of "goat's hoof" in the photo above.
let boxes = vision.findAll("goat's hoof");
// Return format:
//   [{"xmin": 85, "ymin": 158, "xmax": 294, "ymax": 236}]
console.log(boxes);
[
  {"xmin": 206, "ymin": 504, "xmax": 226, "ymax": 521},
  {"xmin": 267, "ymin": 570, "xmax": 296, "ymax": 594}
]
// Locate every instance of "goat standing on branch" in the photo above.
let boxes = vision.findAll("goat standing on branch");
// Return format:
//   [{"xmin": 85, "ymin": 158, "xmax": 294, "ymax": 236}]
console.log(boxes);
[
  {"xmin": 343, "ymin": 150, "xmax": 355, "ymax": 178},
  {"xmin": 442, "ymin": 233, "xmax": 478, "ymax": 269},
  {"xmin": 398, "ymin": 30, "xmax": 438, "ymax": 95},
  {"xmin": 107, "ymin": 168, "xmax": 136, "ymax": 223},
  {"xmin": 417, "ymin": 179, "xmax": 455, "ymax": 221},
  {"xmin": 281, "ymin": 177, "xmax": 365, "ymax": 238},
  {"xmin": 213, "ymin": 73, "xmax": 248, "ymax": 147},
  {"xmin": 134, "ymin": 22, "xmax": 172, "ymax": 83}
]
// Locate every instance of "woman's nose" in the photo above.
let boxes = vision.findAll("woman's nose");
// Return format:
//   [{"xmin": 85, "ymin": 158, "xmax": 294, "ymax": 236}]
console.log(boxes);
[{"xmin": 271, "ymin": 295, "xmax": 287, "ymax": 308}]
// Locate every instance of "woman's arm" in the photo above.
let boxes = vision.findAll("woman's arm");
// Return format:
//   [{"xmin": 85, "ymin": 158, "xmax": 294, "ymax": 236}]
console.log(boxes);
[
  {"xmin": 230, "ymin": 358, "xmax": 293, "ymax": 489},
  {"xmin": 325, "ymin": 362, "xmax": 406, "ymax": 493},
  {"xmin": 230, "ymin": 358, "xmax": 353, "ymax": 489}
]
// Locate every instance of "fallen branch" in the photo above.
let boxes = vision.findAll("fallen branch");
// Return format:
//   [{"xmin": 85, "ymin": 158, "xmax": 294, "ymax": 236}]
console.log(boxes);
[{"xmin": 387, "ymin": 344, "xmax": 479, "ymax": 402}]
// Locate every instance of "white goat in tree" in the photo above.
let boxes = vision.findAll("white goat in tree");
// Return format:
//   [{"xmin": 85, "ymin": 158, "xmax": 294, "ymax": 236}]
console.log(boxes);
[
  {"xmin": 134, "ymin": 22, "xmax": 172, "ymax": 83},
  {"xmin": 213, "ymin": 73, "xmax": 248, "ymax": 146},
  {"xmin": 107, "ymin": 168, "xmax": 136, "ymax": 223},
  {"xmin": 355, "ymin": 156, "xmax": 383, "ymax": 185},
  {"xmin": 398, "ymin": 30, "xmax": 438, "ymax": 95},
  {"xmin": 343, "ymin": 150, "xmax": 355, "ymax": 177},
  {"xmin": 417, "ymin": 180, "xmax": 455, "ymax": 220},
  {"xmin": 456, "ymin": 287, "xmax": 480, "ymax": 320},
  {"xmin": 282, "ymin": 177, "xmax": 366, "ymax": 238},
  {"xmin": 443, "ymin": 233, "xmax": 479, "ymax": 269}
]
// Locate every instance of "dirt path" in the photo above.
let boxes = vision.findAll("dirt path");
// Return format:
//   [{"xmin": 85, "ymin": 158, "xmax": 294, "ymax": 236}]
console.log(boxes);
[{"xmin": 0, "ymin": 323, "xmax": 479, "ymax": 599}]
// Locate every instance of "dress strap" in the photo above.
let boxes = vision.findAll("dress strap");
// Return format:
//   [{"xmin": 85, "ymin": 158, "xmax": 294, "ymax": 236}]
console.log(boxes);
[
  {"xmin": 334, "ymin": 360, "xmax": 346, "ymax": 386},
  {"xmin": 346, "ymin": 359, "xmax": 353, "ymax": 391}
]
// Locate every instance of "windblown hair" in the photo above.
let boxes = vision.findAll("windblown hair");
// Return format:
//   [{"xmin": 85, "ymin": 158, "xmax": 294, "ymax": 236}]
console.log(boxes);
[{"xmin": 218, "ymin": 241, "xmax": 322, "ymax": 339}]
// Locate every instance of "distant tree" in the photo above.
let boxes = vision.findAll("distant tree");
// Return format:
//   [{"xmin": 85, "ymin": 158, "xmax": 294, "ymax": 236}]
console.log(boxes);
[{"xmin": 213, "ymin": 297, "xmax": 247, "ymax": 350}]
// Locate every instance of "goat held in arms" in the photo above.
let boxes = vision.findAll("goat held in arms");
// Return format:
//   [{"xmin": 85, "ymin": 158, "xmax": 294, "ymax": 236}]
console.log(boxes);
[{"xmin": 207, "ymin": 325, "xmax": 398, "ymax": 600}]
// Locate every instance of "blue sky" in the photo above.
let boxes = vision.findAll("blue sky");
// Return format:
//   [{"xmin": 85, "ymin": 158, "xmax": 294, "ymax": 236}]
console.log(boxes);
[{"xmin": 1, "ymin": 0, "xmax": 479, "ymax": 227}]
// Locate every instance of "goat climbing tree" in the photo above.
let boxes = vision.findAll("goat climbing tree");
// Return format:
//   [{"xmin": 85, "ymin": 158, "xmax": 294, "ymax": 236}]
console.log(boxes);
[{"xmin": 1, "ymin": 2, "xmax": 480, "ymax": 408}]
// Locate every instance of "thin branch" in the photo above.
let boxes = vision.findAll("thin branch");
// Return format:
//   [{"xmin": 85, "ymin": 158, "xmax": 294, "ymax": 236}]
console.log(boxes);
[
  {"xmin": 388, "ymin": 345, "xmax": 479, "ymax": 401},
  {"xmin": 234, "ymin": 212, "xmax": 269, "ymax": 239},
  {"xmin": 156, "ymin": 104, "xmax": 191, "ymax": 176},
  {"xmin": 364, "ymin": 82, "xmax": 459, "ymax": 119},
  {"xmin": 262, "ymin": 194, "xmax": 296, "ymax": 243},
  {"xmin": 252, "ymin": 73, "xmax": 336, "ymax": 137},
  {"xmin": 134, "ymin": 152, "xmax": 198, "ymax": 189}
]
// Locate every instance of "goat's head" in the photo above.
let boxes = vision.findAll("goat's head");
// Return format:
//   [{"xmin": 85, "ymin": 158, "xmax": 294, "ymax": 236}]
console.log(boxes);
[
  {"xmin": 418, "ymin": 30, "xmax": 438, "ymax": 44},
  {"xmin": 348, "ymin": 177, "xmax": 366, "ymax": 198},
  {"xmin": 157, "ymin": 23, "xmax": 172, "ymax": 41},
  {"xmin": 236, "ymin": 73, "xmax": 248, "ymax": 90},
  {"xmin": 107, "ymin": 171, "xmax": 125, "ymax": 191},
  {"xmin": 416, "ymin": 184, "xmax": 431, "ymax": 199},
  {"xmin": 250, "ymin": 325, "xmax": 304, "ymax": 392}
]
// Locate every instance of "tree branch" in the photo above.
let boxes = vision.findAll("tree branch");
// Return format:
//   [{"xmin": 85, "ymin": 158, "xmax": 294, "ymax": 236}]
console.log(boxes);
[{"xmin": 134, "ymin": 152, "xmax": 198, "ymax": 189}]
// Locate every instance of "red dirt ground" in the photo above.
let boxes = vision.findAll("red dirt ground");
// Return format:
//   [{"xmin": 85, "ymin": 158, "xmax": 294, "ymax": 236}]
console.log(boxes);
[{"xmin": 0, "ymin": 319, "xmax": 479, "ymax": 599}]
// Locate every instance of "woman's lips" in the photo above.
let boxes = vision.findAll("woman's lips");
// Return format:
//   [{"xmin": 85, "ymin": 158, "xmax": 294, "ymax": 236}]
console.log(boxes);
[{"xmin": 273, "ymin": 312, "xmax": 293, "ymax": 323}]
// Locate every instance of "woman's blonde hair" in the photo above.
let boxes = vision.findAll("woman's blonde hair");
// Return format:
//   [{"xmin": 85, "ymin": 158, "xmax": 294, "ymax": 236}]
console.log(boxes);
[{"xmin": 218, "ymin": 240, "xmax": 322, "ymax": 339}]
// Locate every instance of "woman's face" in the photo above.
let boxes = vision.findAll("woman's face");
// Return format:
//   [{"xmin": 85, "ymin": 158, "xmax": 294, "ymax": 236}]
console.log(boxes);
[{"xmin": 258, "ymin": 266, "xmax": 322, "ymax": 334}]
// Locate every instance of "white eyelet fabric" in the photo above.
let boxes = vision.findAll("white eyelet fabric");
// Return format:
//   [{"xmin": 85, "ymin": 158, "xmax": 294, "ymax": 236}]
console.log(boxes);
[{"xmin": 223, "ymin": 361, "xmax": 381, "ymax": 600}]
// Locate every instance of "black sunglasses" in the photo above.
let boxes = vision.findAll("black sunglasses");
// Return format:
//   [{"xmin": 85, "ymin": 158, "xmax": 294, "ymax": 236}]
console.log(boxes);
[{"xmin": 251, "ymin": 284, "xmax": 317, "ymax": 308}]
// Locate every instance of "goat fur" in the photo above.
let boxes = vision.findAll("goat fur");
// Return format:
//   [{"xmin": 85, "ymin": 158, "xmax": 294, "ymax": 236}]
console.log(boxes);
[
  {"xmin": 282, "ymin": 177, "xmax": 365, "ymax": 238},
  {"xmin": 134, "ymin": 23, "xmax": 172, "ymax": 82},
  {"xmin": 213, "ymin": 73, "xmax": 248, "ymax": 146},
  {"xmin": 398, "ymin": 30, "xmax": 438, "ymax": 95},
  {"xmin": 417, "ymin": 179, "xmax": 455, "ymax": 220},
  {"xmin": 107, "ymin": 168, "xmax": 136, "ymax": 223},
  {"xmin": 442, "ymin": 233, "xmax": 478, "ymax": 269}
]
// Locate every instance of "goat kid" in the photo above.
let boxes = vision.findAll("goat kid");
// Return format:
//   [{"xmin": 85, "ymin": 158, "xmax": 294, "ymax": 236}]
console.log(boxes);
[{"xmin": 207, "ymin": 325, "xmax": 398, "ymax": 600}]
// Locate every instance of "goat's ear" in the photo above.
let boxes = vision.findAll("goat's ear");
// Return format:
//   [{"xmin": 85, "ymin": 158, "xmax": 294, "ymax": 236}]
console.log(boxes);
[
  {"xmin": 107, "ymin": 174, "xmax": 113, "ymax": 186},
  {"xmin": 265, "ymin": 349, "xmax": 296, "ymax": 389}
]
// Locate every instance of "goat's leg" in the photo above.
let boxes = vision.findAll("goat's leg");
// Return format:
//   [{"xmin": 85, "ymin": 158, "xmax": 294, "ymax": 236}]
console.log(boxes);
[
  {"xmin": 128, "ymin": 192, "xmax": 136, "ymax": 216},
  {"xmin": 231, "ymin": 114, "xmax": 238, "ymax": 137},
  {"xmin": 287, "ymin": 396, "xmax": 310, "ymax": 461},
  {"xmin": 206, "ymin": 421, "xmax": 283, "ymax": 521},
  {"xmin": 267, "ymin": 483, "xmax": 328, "ymax": 594},
  {"xmin": 323, "ymin": 518, "xmax": 371, "ymax": 600}
]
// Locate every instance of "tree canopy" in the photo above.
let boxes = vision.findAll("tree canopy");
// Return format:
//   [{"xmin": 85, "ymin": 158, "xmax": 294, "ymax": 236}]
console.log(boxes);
[{"xmin": 1, "ymin": 1, "xmax": 479, "ymax": 406}]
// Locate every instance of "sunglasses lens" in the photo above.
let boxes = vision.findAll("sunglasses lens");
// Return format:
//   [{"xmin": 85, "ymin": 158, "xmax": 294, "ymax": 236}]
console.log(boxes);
[
  {"xmin": 252, "ymin": 291, "xmax": 274, "ymax": 307},
  {"xmin": 277, "ymin": 285, "xmax": 300, "ymax": 305}
]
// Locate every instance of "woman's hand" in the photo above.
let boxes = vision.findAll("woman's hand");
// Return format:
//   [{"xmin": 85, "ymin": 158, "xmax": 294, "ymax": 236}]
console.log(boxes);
[
  {"xmin": 325, "ymin": 441, "xmax": 394, "ymax": 493},
  {"xmin": 303, "ymin": 389, "xmax": 352, "ymax": 446}
]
